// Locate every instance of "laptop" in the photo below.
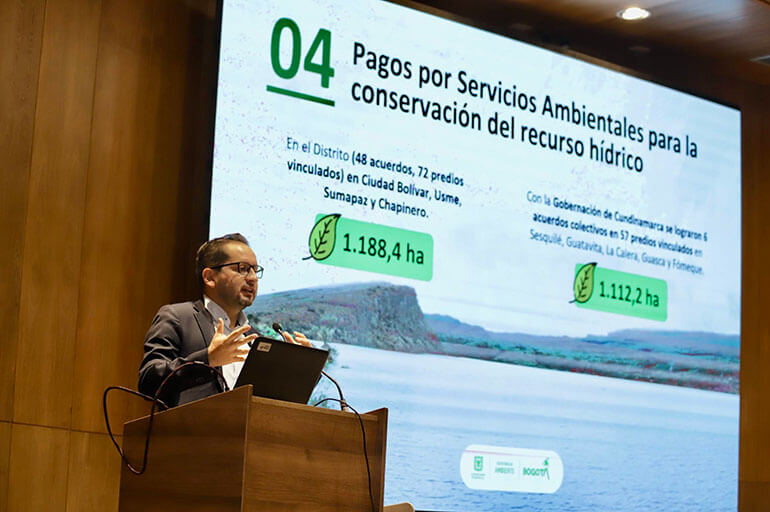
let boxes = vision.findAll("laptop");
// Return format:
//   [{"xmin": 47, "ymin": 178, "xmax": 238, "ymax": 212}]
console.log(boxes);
[{"xmin": 233, "ymin": 337, "xmax": 329, "ymax": 404}]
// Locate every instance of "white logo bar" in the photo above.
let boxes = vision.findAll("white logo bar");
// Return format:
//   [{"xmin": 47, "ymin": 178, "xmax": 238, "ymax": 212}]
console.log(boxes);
[{"xmin": 460, "ymin": 444, "xmax": 564, "ymax": 494}]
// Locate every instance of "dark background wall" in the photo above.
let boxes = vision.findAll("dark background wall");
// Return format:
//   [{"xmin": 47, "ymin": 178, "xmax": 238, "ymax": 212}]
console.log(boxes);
[{"xmin": 0, "ymin": 0, "xmax": 767, "ymax": 510}]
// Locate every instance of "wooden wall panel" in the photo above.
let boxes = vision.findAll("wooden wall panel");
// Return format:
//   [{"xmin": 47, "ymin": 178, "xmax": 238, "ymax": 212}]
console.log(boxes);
[
  {"xmin": 66, "ymin": 432, "xmax": 121, "ymax": 512},
  {"xmin": 739, "ymin": 86, "xmax": 770, "ymax": 508},
  {"xmin": 70, "ymin": 0, "xmax": 165, "ymax": 435},
  {"xmin": 71, "ymin": 0, "xmax": 219, "ymax": 434},
  {"xmin": 6, "ymin": 424, "xmax": 69, "ymax": 512},
  {"xmin": 0, "ymin": 423, "xmax": 10, "ymax": 512},
  {"xmin": 167, "ymin": 0, "xmax": 219, "ymax": 304},
  {"xmin": 13, "ymin": 0, "xmax": 103, "ymax": 429},
  {"xmin": 0, "ymin": 0, "xmax": 46, "ymax": 423},
  {"xmin": 740, "ymin": 481, "xmax": 770, "ymax": 512}
]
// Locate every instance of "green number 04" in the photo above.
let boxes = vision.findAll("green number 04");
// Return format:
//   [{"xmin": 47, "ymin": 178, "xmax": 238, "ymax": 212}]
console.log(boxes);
[{"xmin": 270, "ymin": 18, "xmax": 335, "ymax": 88}]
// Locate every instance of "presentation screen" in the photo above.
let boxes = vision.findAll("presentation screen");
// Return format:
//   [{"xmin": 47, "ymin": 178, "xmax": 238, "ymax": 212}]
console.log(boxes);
[{"xmin": 211, "ymin": 1, "xmax": 741, "ymax": 510}]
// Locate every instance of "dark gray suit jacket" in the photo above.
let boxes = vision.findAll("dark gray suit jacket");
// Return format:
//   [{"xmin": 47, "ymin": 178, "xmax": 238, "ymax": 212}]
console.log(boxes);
[{"xmin": 138, "ymin": 299, "xmax": 227, "ymax": 406}]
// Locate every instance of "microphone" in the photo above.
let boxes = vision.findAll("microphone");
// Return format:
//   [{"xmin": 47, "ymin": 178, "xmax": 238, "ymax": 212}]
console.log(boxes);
[{"xmin": 273, "ymin": 321, "xmax": 349, "ymax": 412}]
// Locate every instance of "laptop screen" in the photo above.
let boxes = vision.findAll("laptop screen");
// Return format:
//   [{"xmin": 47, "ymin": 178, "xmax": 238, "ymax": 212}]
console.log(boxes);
[{"xmin": 234, "ymin": 337, "xmax": 329, "ymax": 404}]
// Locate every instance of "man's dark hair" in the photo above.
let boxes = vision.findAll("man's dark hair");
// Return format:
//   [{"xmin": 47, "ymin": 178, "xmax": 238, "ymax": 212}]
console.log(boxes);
[{"xmin": 195, "ymin": 233, "xmax": 250, "ymax": 288}]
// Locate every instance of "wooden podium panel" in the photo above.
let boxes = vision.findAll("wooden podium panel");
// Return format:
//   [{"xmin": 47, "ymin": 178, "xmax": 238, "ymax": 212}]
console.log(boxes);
[
  {"xmin": 243, "ymin": 397, "xmax": 387, "ymax": 512},
  {"xmin": 119, "ymin": 386, "xmax": 387, "ymax": 512}
]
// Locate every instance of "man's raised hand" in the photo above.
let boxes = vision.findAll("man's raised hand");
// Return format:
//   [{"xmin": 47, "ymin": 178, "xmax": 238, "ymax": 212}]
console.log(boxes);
[
  {"xmin": 207, "ymin": 318, "xmax": 255, "ymax": 367},
  {"xmin": 280, "ymin": 330, "xmax": 313, "ymax": 348}
]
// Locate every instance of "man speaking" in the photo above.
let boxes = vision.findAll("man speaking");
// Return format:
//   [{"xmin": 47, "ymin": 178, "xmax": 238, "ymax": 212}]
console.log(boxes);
[{"xmin": 138, "ymin": 233, "xmax": 309, "ymax": 406}]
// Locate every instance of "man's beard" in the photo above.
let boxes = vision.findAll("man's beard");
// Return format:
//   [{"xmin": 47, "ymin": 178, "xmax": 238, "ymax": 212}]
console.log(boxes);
[{"xmin": 238, "ymin": 291, "xmax": 255, "ymax": 307}]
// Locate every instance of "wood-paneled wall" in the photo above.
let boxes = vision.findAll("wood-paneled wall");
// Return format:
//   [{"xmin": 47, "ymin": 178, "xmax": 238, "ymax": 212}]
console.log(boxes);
[
  {"xmin": 738, "ymin": 83, "xmax": 770, "ymax": 510},
  {"xmin": 0, "ymin": 0, "xmax": 767, "ymax": 510},
  {"xmin": 0, "ymin": 0, "xmax": 217, "ymax": 510}
]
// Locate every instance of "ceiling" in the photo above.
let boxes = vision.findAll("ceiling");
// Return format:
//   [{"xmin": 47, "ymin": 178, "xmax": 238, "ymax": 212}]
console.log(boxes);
[{"xmin": 408, "ymin": 0, "xmax": 770, "ymax": 86}]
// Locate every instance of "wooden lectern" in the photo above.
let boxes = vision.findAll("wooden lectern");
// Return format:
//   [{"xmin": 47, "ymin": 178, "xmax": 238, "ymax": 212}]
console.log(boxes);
[{"xmin": 118, "ymin": 386, "xmax": 388, "ymax": 512}]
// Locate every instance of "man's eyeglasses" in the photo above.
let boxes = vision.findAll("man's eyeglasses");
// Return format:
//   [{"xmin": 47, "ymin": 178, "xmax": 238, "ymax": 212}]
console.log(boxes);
[{"xmin": 209, "ymin": 262, "xmax": 263, "ymax": 278}]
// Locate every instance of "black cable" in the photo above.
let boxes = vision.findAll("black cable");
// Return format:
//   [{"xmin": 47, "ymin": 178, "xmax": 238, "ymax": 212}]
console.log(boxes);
[
  {"xmin": 320, "ymin": 369, "xmax": 349, "ymax": 411},
  {"xmin": 313, "ymin": 397, "xmax": 376, "ymax": 512},
  {"xmin": 103, "ymin": 386, "xmax": 166, "ymax": 475},
  {"xmin": 103, "ymin": 361, "xmax": 223, "ymax": 475}
]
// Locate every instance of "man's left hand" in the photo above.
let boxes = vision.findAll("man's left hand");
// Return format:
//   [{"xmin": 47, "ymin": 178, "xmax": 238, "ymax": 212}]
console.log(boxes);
[{"xmin": 281, "ymin": 330, "xmax": 313, "ymax": 347}]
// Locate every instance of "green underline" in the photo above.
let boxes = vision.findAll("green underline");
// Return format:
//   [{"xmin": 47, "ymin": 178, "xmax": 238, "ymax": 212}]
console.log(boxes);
[{"xmin": 266, "ymin": 85, "xmax": 335, "ymax": 107}]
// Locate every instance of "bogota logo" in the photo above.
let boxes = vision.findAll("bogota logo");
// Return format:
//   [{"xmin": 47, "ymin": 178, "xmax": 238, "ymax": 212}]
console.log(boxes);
[
  {"xmin": 522, "ymin": 458, "xmax": 550, "ymax": 480},
  {"xmin": 571, "ymin": 262, "xmax": 597, "ymax": 303},
  {"xmin": 304, "ymin": 213, "xmax": 341, "ymax": 261}
]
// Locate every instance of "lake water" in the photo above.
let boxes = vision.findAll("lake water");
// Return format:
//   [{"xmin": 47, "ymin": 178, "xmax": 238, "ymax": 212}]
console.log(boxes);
[{"xmin": 325, "ymin": 343, "xmax": 739, "ymax": 512}]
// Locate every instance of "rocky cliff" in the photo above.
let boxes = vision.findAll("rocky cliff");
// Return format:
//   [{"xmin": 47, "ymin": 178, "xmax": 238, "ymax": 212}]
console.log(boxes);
[{"xmin": 245, "ymin": 281, "xmax": 438, "ymax": 352}]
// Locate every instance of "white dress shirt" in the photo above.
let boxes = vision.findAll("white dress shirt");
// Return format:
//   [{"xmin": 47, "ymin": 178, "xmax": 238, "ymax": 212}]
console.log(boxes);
[{"xmin": 203, "ymin": 295, "xmax": 249, "ymax": 390}]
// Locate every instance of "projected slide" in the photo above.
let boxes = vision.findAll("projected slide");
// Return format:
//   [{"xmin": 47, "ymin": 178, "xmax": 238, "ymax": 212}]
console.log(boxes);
[{"xmin": 211, "ymin": 1, "xmax": 741, "ymax": 510}]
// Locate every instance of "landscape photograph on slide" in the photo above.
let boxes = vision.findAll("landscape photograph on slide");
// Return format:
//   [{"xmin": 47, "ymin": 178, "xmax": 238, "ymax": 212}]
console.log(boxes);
[{"xmin": 210, "ymin": 0, "xmax": 741, "ymax": 510}]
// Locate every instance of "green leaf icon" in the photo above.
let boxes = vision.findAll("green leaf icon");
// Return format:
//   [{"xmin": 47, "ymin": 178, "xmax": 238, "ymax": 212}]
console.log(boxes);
[
  {"xmin": 304, "ymin": 214, "xmax": 341, "ymax": 261},
  {"xmin": 572, "ymin": 262, "xmax": 597, "ymax": 304}
]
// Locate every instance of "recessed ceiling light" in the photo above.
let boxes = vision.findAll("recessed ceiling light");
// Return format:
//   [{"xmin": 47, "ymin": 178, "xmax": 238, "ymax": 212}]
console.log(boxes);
[{"xmin": 617, "ymin": 7, "xmax": 651, "ymax": 21}]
